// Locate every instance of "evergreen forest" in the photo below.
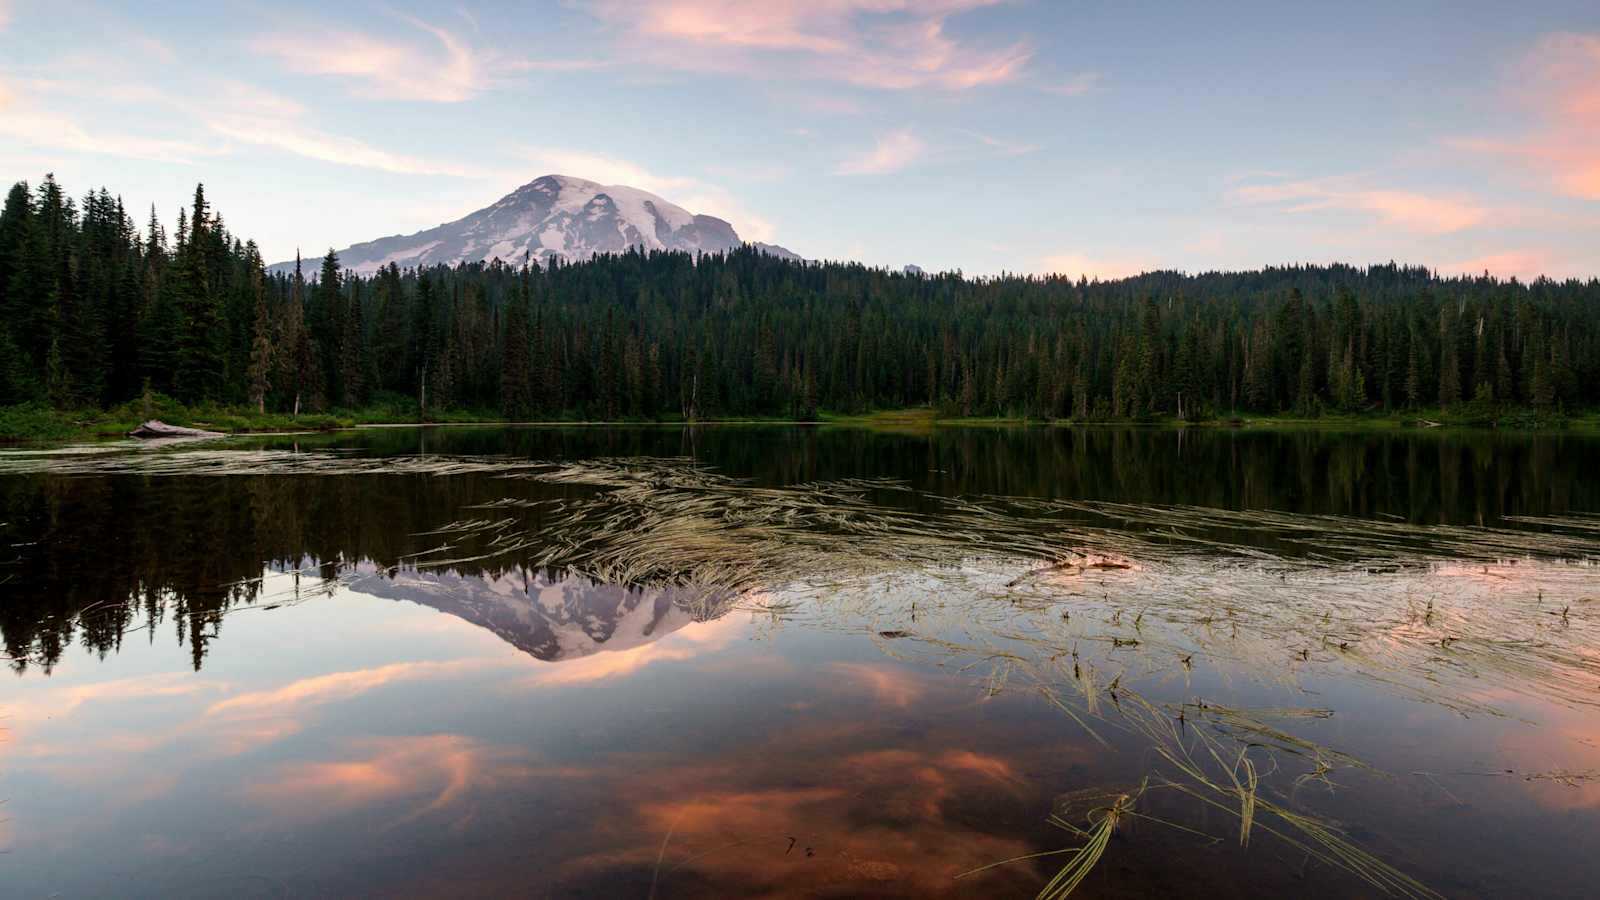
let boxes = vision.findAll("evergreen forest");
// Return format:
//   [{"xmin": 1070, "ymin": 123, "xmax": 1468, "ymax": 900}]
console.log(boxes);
[{"xmin": 3, "ymin": 174, "xmax": 1597, "ymax": 424}]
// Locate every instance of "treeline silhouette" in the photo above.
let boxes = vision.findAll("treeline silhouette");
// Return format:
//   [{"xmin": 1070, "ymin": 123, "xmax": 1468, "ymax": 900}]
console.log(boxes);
[{"xmin": 2, "ymin": 174, "xmax": 1598, "ymax": 420}]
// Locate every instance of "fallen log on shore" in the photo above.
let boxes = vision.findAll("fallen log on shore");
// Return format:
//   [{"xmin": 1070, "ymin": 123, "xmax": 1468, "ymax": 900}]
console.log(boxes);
[{"xmin": 128, "ymin": 420, "xmax": 226, "ymax": 440}]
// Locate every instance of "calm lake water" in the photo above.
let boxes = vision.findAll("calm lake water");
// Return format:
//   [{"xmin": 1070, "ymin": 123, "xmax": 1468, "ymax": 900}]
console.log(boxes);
[{"xmin": 2, "ymin": 425, "xmax": 1598, "ymax": 898}]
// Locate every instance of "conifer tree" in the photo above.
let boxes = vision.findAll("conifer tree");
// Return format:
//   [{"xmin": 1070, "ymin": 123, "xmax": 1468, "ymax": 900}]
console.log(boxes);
[
  {"xmin": 340, "ymin": 277, "xmax": 368, "ymax": 407},
  {"xmin": 246, "ymin": 253, "xmax": 274, "ymax": 413},
  {"xmin": 500, "ymin": 274, "xmax": 533, "ymax": 418},
  {"xmin": 1404, "ymin": 335, "xmax": 1423, "ymax": 410},
  {"xmin": 172, "ymin": 185, "xmax": 224, "ymax": 403}
]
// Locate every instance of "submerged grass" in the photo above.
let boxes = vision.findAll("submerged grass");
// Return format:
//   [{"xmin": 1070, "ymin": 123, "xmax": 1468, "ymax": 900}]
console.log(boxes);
[
  {"xmin": 1034, "ymin": 786, "xmax": 1138, "ymax": 900},
  {"xmin": 34, "ymin": 451, "xmax": 1600, "ymax": 896},
  {"xmin": 383, "ymin": 456, "xmax": 1592, "ymax": 896},
  {"xmin": 955, "ymin": 783, "xmax": 1145, "ymax": 900},
  {"xmin": 475, "ymin": 458, "xmax": 1595, "ymax": 895}
]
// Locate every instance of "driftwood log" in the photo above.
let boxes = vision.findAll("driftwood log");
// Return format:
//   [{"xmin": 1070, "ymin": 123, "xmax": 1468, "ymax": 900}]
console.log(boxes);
[{"xmin": 128, "ymin": 420, "xmax": 225, "ymax": 440}]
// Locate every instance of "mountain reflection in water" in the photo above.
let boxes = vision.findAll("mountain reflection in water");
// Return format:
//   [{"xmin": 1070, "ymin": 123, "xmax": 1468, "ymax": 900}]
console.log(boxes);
[{"xmin": 360, "ymin": 567, "xmax": 731, "ymax": 662}]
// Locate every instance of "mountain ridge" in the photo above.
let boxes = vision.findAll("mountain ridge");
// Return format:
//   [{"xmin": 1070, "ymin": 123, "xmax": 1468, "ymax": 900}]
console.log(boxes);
[{"xmin": 268, "ymin": 174, "xmax": 797, "ymax": 275}]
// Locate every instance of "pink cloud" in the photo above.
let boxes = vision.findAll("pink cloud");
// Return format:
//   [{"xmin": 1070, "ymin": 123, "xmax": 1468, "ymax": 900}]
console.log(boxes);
[
  {"xmin": 1039, "ymin": 251, "xmax": 1156, "ymax": 280},
  {"xmin": 0, "ymin": 76, "xmax": 221, "ymax": 163},
  {"xmin": 1451, "ymin": 32, "xmax": 1600, "ymax": 199},
  {"xmin": 242, "ymin": 734, "xmax": 577, "ymax": 827},
  {"xmin": 205, "ymin": 659, "xmax": 500, "ymax": 718},
  {"xmin": 252, "ymin": 15, "xmax": 600, "ymax": 103},
  {"xmin": 823, "ymin": 662, "xmax": 927, "ymax": 708},
  {"xmin": 1231, "ymin": 176, "xmax": 1487, "ymax": 234},
  {"xmin": 252, "ymin": 20, "xmax": 482, "ymax": 103},
  {"xmin": 1440, "ymin": 250, "xmax": 1564, "ymax": 282},
  {"xmin": 206, "ymin": 83, "xmax": 496, "ymax": 177},
  {"xmin": 836, "ymin": 128, "xmax": 927, "ymax": 174},
  {"xmin": 7, "ymin": 672, "xmax": 229, "ymax": 732},
  {"xmin": 589, "ymin": 0, "xmax": 1030, "ymax": 91},
  {"xmin": 509, "ymin": 616, "xmax": 743, "ymax": 688},
  {"xmin": 1357, "ymin": 190, "xmax": 1488, "ymax": 233}
]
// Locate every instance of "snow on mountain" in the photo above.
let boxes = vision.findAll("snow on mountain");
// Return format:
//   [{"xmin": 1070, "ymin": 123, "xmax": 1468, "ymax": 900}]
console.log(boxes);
[
  {"xmin": 270, "ymin": 174, "xmax": 799, "ymax": 276},
  {"xmin": 355, "ymin": 565, "xmax": 736, "ymax": 662}
]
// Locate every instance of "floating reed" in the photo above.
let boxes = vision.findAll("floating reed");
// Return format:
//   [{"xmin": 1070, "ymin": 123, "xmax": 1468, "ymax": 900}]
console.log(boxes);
[{"xmin": 33, "ymin": 452, "xmax": 1599, "ymax": 897}]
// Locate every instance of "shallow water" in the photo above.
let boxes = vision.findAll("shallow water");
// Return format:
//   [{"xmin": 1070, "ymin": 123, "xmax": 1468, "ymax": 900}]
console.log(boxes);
[{"xmin": 2, "ymin": 425, "xmax": 1598, "ymax": 898}]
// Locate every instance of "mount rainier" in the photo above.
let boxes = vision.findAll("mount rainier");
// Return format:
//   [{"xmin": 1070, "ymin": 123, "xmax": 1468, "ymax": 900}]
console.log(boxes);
[{"xmin": 270, "ymin": 174, "xmax": 798, "ymax": 275}]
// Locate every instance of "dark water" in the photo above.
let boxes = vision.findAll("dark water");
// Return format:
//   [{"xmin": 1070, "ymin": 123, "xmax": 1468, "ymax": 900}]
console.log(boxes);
[{"xmin": 2, "ymin": 425, "xmax": 1598, "ymax": 898}]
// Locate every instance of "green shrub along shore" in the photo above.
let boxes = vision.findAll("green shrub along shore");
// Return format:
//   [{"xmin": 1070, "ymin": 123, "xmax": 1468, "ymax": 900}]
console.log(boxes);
[
  {"xmin": 0, "ymin": 394, "xmax": 497, "ymax": 442},
  {"xmin": 2, "ymin": 395, "xmax": 1591, "ymax": 443}
]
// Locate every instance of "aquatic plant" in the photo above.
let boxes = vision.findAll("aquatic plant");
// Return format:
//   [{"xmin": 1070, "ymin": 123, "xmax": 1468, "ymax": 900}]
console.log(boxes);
[{"xmin": 27, "ymin": 452, "xmax": 1600, "ymax": 895}]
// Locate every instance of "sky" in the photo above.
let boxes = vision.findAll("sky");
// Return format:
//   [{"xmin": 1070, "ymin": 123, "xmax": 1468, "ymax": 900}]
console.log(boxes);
[{"xmin": 0, "ymin": 0, "xmax": 1596, "ymax": 280}]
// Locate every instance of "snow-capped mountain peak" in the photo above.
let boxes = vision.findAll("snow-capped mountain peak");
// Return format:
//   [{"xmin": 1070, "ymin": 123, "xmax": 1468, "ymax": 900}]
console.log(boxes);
[{"xmin": 271, "ymin": 174, "xmax": 797, "ymax": 275}]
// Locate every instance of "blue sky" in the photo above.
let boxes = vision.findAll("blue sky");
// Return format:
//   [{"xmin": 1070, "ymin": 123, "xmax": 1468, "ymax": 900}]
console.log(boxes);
[{"xmin": 1, "ymin": 0, "xmax": 1596, "ymax": 278}]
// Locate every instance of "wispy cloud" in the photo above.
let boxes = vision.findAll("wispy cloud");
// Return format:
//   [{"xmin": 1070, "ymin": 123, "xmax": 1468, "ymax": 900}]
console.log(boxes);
[
  {"xmin": 2, "ymin": 64, "xmax": 489, "ymax": 179},
  {"xmin": 206, "ymin": 659, "xmax": 500, "ymax": 718},
  {"xmin": 823, "ymin": 662, "xmax": 926, "ymax": 709},
  {"xmin": 515, "ymin": 146, "xmax": 776, "ymax": 240},
  {"xmin": 8, "ymin": 672, "xmax": 228, "ymax": 727},
  {"xmin": 516, "ymin": 146, "xmax": 698, "ymax": 194},
  {"xmin": 1450, "ymin": 32, "xmax": 1600, "ymax": 200},
  {"xmin": 0, "ymin": 76, "xmax": 220, "ymax": 163},
  {"xmin": 1437, "ymin": 249, "xmax": 1593, "ymax": 282},
  {"xmin": 243, "ymin": 734, "xmax": 571, "ymax": 827},
  {"xmin": 837, "ymin": 129, "xmax": 927, "ymax": 175},
  {"xmin": 511, "ymin": 617, "xmax": 741, "ymax": 688},
  {"xmin": 209, "ymin": 117, "xmax": 479, "ymax": 176},
  {"xmin": 207, "ymin": 82, "xmax": 489, "ymax": 176},
  {"xmin": 1230, "ymin": 175, "xmax": 1488, "ymax": 234},
  {"xmin": 964, "ymin": 129, "xmax": 1039, "ymax": 158},
  {"xmin": 252, "ymin": 14, "xmax": 602, "ymax": 103},
  {"xmin": 1358, "ymin": 190, "xmax": 1488, "ymax": 233},
  {"xmin": 1440, "ymin": 250, "xmax": 1549, "ymax": 281},
  {"xmin": 252, "ymin": 16, "xmax": 483, "ymax": 102},
  {"xmin": 1043, "ymin": 72, "xmax": 1101, "ymax": 96},
  {"xmin": 589, "ymin": 0, "xmax": 1030, "ymax": 91}
]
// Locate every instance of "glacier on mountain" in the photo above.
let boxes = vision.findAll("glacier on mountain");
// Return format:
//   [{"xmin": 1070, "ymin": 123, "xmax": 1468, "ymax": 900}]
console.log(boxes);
[{"xmin": 269, "ymin": 174, "xmax": 797, "ymax": 276}]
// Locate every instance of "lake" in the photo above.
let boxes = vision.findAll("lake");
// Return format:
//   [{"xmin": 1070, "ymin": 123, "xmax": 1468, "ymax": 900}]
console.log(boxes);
[{"xmin": 2, "ymin": 425, "xmax": 1598, "ymax": 898}]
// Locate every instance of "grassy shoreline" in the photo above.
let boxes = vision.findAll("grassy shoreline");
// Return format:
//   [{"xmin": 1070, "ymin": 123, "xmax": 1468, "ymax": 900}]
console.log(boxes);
[
  {"xmin": 1, "ymin": 400, "xmax": 1595, "ymax": 443},
  {"xmin": 822, "ymin": 406, "xmax": 1600, "ymax": 433}
]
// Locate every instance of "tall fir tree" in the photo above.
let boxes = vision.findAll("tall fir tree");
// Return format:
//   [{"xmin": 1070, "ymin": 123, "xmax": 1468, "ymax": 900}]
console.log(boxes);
[
  {"xmin": 171, "ymin": 185, "xmax": 225, "ymax": 403},
  {"xmin": 500, "ymin": 273, "xmax": 533, "ymax": 418}
]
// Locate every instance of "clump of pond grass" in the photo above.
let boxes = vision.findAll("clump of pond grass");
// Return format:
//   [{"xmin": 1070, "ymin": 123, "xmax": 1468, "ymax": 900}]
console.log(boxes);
[
  {"xmin": 1033, "ymin": 785, "xmax": 1141, "ymax": 900},
  {"xmin": 1110, "ymin": 691, "xmax": 1442, "ymax": 898},
  {"xmin": 956, "ymin": 783, "xmax": 1146, "ymax": 900}
]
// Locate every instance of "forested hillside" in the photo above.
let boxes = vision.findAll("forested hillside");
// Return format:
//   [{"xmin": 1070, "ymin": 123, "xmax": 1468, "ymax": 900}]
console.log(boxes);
[{"xmin": 3, "ymin": 175, "xmax": 1597, "ymax": 422}]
